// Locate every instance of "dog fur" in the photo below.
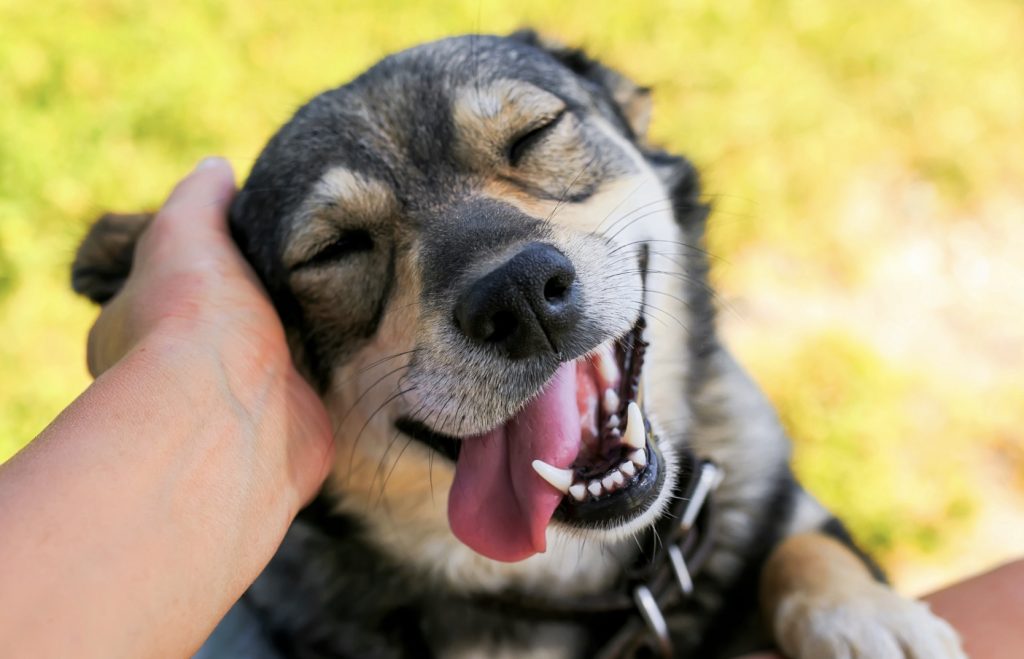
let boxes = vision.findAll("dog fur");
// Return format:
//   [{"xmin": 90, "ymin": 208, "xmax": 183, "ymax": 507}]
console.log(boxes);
[{"xmin": 72, "ymin": 32, "xmax": 964, "ymax": 658}]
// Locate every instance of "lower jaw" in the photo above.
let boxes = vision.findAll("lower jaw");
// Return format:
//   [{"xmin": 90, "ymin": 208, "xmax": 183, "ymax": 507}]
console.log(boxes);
[{"xmin": 552, "ymin": 438, "xmax": 666, "ymax": 527}]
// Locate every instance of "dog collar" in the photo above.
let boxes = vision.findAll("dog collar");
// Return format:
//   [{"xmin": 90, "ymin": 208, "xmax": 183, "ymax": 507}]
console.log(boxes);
[
  {"xmin": 290, "ymin": 447, "xmax": 721, "ymax": 658},
  {"xmin": 467, "ymin": 447, "xmax": 723, "ymax": 659}
]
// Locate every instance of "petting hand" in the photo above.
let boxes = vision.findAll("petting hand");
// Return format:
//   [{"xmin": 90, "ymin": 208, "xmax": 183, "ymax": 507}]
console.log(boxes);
[
  {"xmin": 0, "ymin": 158, "xmax": 334, "ymax": 657},
  {"xmin": 87, "ymin": 157, "xmax": 334, "ymax": 508}
]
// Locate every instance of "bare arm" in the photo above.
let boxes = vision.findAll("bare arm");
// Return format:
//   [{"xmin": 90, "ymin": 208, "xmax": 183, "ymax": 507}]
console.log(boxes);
[{"xmin": 0, "ymin": 159, "xmax": 333, "ymax": 657}]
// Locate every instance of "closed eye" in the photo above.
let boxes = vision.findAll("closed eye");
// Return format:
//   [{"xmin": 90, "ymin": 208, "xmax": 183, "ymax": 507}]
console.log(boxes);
[
  {"xmin": 507, "ymin": 110, "xmax": 566, "ymax": 166},
  {"xmin": 293, "ymin": 229, "xmax": 374, "ymax": 270}
]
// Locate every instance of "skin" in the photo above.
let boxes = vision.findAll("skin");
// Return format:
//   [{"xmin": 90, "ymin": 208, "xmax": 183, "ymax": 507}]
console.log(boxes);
[{"xmin": 0, "ymin": 158, "xmax": 333, "ymax": 658}]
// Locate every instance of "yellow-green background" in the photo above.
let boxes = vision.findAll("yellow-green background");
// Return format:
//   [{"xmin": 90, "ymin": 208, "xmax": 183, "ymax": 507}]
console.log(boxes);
[{"xmin": 3, "ymin": 0, "xmax": 1023, "ymax": 592}]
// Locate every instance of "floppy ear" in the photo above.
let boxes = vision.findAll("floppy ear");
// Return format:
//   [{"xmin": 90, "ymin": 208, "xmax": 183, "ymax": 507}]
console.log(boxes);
[
  {"xmin": 71, "ymin": 212, "xmax": 153, "ymax": 304},
  {"xmin": 509, "ymin": 29, "xmax": 653, "ymax": 141}
]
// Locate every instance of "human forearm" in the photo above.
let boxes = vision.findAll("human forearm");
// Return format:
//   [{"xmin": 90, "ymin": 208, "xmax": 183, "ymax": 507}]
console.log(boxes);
[{"xmin": 0, "ymin": 333, "xmax": 322, "ymax": 657}]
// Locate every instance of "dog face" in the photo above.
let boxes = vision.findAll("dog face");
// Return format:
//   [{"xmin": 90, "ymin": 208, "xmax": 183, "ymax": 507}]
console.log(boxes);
[
  {"xmin": 78, "ymin": 32, "xmax": 708, "ymax": 582},
  {"xmin": 227, "ymin": 33, "xmax": 709, "ymax": 572}
]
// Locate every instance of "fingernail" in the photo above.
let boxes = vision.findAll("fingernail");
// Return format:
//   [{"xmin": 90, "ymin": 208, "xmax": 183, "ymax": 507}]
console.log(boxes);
[{"xmin": 195, "ymin": 156, "xmax": 226, "ymax": 171}]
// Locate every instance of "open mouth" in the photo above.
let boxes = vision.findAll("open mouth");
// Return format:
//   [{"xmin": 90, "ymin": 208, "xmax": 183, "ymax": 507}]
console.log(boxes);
[
  {"xmin": 395, "ymin": 316, "xmax": 665, "ymax": 562},
  {"xmin": 545, "ymin": 317, "xmax": 665, "ymax": 525}
]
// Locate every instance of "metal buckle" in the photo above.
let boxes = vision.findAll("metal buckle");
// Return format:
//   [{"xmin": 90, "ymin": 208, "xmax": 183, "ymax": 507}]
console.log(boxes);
[
  {"xmin": 629, "ymin": 459, "xmax": 723, "ymax": 658},
  {"xmin": 666, "ymin": 545, "xmax": 694, "ymax": 596},
  {"xmin": 679, "ymin": 461, "xmax": 720, "ymax": 532},
  {"xmin": 633, "ymin": 585, "xmax": 671, "ymax": 659}
]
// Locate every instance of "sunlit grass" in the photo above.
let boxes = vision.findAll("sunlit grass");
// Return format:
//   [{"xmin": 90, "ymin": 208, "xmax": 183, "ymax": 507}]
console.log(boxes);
[{"xmin": 2, "ymin": 0, "xmax": 1023, "ymax": 575}]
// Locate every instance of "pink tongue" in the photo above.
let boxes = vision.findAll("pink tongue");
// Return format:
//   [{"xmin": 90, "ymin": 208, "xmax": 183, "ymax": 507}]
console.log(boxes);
[{"xmin": 448, "ymin": 363, "xmax": 581, "ymax": 562}]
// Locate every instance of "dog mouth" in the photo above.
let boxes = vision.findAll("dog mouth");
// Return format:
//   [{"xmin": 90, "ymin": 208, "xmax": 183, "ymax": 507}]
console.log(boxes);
[
  {"xmin": 548, "ymin": 317, "xmax": 665, "ymax": 526},
  {"xmin": 395, "ymin": 316, "xmax": 666, "ymax": 563}
]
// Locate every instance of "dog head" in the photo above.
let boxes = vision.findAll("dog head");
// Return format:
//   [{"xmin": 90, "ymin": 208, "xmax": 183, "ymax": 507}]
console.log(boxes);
[{"xmin": 74, "ymin": 32, "xmax": 711, "ymax": 576}]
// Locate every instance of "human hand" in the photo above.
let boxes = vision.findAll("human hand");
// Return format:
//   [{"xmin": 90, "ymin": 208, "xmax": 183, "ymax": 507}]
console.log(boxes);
[
  {"xmin": 86, "ymin": 157, "xmax": 334, "ymax": 508},
  {"xmin": 0, "ymin": 159, "xmax": 335, "ymax": 656}
]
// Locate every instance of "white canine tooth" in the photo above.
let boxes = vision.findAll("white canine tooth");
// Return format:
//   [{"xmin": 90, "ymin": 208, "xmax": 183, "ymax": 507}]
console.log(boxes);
[
  {"xmin": 569, "ymin": 483, "xmax": 587, "ymax": 501},
  {"xmin": 531, "ymin": 460, "xmax": 574, "ymax": 495},
  {"xmin": 588, "ymin": 480, "xmax": 603, "ymax": 498},
  {"xmin": 623, "ymin": 402, "xmax": 646, "ymax": 450},
  {"xmin": 629, "ymin": 448, "xmax": 647, "ymax": 468},
  {"xmin": 602, "ymin": 389, "xmax": 620, "ymax": 414},
  {"xmin": 620, "ymin": 461, "xmax": 636, "ymax": 477}
]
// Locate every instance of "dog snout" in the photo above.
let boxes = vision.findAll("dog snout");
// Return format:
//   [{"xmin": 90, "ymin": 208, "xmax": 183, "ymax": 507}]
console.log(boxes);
[{"xmin": 454, "ymin": 242, "xmax": 580, "ymax": 359}]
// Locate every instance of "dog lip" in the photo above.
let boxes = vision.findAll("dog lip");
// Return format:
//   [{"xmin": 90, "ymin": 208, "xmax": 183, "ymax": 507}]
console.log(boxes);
[
  {"xmin": 393, "ymin": 417, "xmax": 462, "ymax": 462},
  {"xmin": 552, "ymin": 438, "xmax": 665, "ymax": 526}
]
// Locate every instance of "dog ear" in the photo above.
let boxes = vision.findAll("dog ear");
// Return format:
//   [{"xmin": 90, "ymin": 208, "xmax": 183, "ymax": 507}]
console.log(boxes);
[
  {"xmin": 509, "ymin": 29, "xmax": 653, "ymax": 141},
  {"xmin": 71, "ymin": 212, "xmax": 152, "ymax": 304}
]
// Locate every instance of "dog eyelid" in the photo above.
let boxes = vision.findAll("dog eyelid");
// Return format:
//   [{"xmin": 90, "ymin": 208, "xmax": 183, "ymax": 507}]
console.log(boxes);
[
  {"xmin": 291, "ymin": 229, "xmax": 374, "ymax": 271},
  {"xmin": 507, "ymin": 109, "xmax": 567, "ymax": 166}
]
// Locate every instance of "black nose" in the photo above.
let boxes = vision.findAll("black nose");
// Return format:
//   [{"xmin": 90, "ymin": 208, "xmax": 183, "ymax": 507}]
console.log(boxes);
[{"xmin": 454, "ymin": 242, "xmax": 580, "ymax": 359}]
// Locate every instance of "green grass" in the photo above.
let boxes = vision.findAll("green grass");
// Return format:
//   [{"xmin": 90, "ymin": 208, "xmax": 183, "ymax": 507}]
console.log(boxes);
[{"xmin": 3, "ymin": 0, "xmax": 1023, "ymax": 573}]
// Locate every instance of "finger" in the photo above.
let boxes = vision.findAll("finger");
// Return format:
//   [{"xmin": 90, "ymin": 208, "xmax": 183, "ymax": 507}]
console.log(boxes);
[{"xmin": 137, "ymin": 157, "xmax": 237, "ymax": 257}]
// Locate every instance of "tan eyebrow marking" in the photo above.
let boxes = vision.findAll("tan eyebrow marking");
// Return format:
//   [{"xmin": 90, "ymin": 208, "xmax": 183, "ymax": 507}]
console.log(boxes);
[
  {"xmin": 283, "ymin": 167, "xmax": 397, "ymax": 269},
  {"xmin": 452, "ymin": 79, "xmax": 567, "ymax": 166}
]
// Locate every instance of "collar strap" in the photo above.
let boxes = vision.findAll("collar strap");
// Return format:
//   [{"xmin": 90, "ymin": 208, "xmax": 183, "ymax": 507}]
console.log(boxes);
[{"xmin": 469, "ymin": 449, "xmax": 723, "ymax": 659}]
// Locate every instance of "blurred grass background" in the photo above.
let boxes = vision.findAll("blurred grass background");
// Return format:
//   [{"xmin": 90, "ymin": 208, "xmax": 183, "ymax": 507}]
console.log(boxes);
[{"xmin": 2, "ymin": 0, "xmax": 1022, "ymax": 593}]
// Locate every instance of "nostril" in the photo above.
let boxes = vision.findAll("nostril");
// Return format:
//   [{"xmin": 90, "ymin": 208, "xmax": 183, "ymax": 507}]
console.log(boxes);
[
  {"xmin": 453, "ymin": 242, "xmax": 579, "ymax": 358},
  {"xmin": 543, "ymin": 276, "xmax": 569, "ymax": 303}
]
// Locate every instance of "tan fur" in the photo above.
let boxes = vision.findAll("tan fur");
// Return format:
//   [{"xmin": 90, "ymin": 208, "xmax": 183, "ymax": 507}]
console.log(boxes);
[
  {"xmin": 517, "ymin": 33, "xmax": 652, "ymax": 140},
  {"xmin": 452, "ymin": 80, "xmax": 567, "ymax": 170},
  {"xmin": 762, "ymin": 533, "xmax": 966, "ymax": 659},
  {"xmin": 283, "ymin": 168, "xmax": 399, "ymax": 269}
]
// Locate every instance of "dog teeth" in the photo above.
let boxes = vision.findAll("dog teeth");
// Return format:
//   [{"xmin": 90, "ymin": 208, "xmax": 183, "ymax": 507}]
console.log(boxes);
[
  {"xmin": 623, "ymin": 402, "xmax": 646, "ymax": 450},
  {"xmin": 602, "ymin": 471, "xmax": 626, "ymax": 491},
  {"xmin": 555, "ymin": 403, "xmax": 653, "ymax": 502},
  {"xmin": 602, "ymin": 389, "xmax": 620, "ymax": 414},
  {"xmin": 531, "ymin": 460, "xmax": 573, "ymax": 494},
  {"xmin": 595, "ymin": 344, "xmax": 620, "ymax": 386}
]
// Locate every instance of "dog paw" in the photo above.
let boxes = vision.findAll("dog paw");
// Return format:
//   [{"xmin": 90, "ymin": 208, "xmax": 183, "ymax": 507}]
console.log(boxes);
[{"xmin": 773, "ymin": 583, "xmax": 966, "ymax": 659}]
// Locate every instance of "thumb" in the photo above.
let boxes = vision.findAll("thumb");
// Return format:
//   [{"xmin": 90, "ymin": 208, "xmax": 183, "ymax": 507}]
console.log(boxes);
[{"xmin": 136, "ymin": 157, "xmax": 237, "ymax": 258}]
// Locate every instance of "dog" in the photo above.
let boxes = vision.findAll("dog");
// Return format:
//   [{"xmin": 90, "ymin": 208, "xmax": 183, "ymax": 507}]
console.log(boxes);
[{"xmin": 71, "ymin": 31, "xmax": 966, "ymax": 658}]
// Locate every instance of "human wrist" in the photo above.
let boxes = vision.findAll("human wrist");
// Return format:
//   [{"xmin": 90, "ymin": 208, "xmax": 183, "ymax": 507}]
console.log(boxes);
[
  {"xmin": 125, "ymin": 327, "xmax": 310, "ymax": 523},
  {"xmin": 0, "ymin": 327, "xmax": 301, "ymax": 657}
]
